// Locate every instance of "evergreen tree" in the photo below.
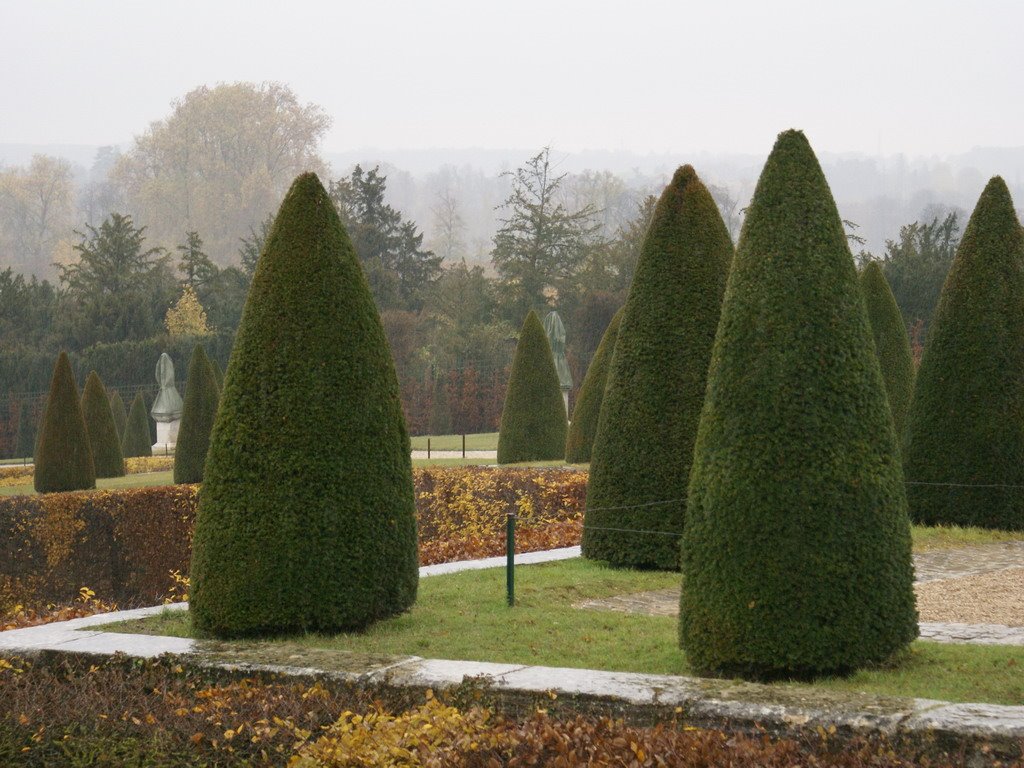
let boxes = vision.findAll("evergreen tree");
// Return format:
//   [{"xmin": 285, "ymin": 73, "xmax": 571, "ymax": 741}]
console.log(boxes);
[
  {"xmin": 109, "ymin": 390, "xmax": 128, "ymax": 442},
  {"xmin": 81, "ymin": 370, "xmax": 125, "ymax": 478},
  {"xmin": 174, "ymin": 345, "xmax": 220, "ymax": 484},
  {"xmin": 903, "ymin": 177, "xmax": 1024, "ymax": 530},
  {"xmin": 583, "ymin": 166, "xmax": 733, "ymax": 569},
  {"xmin": 209, "ymin": 356, "xmax": 224, "ymax": 392},
  {"xmin": 122, "ymin": 392, "xmax": 153, "ymax": 458},
  {"xmin": 177, "ymin": 230, "xmax": 218, "ymax": 288},
  {"xmin": 860, "ymin": 261, "xmax": 915, "ymax": 435},
  {"xmin": 680, "ymin": 130, "xmax": 917, "ymax": 680},
  {"xmin": 190, "ymin": 172, "xmax": 418, "ymax": 638},
  {"xmin": 496, "ymin": 310, "xmax": 568, "ymax": 463},
  {"xmin": 565, "ymin": 307, "xmax": 623, "ymax": 464},
  {"xmin": 34, "ymin": 351, "xmax": 95, "ymax": 493}
]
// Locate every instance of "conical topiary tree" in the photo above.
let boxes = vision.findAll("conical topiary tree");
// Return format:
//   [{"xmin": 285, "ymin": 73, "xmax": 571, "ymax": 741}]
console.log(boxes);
[
  {"xmin": 174, "ymin": 345, "xmax": 220, "ymax": 484},
  {"xmin": 122, "ymin": 392, "xmax": 153, "ymax": 458},
  {"xmin": 565, "ymin": 307, "xmax": 623, "ymax": 464},
  {"xmin": 210, "ymin": 357, "xmax": 224, "ymax": 392},
  {"xmin": 109, "ymin": 390, "xmax": 128, "ymax": 442},
  {"xmin": 680, "ymin": 130, "xmax": 917, "ymax": 680},
  {"xmin": 496, "ymin": 310, "xmax": 568, "ymax": 463},
  {"xmin": 190, "ymin": 172, "xmax": 418, "ymax": 638},
  {"xmin": 34, "ymin": 352, "xmax": 95, "ymax": 493},
  {"xmin": 860, "ymin": 261, "xmax": 915, "ymax": 436},
  {"xmin": 81, "ymin": 371, "xmax": 125, "ymax": 478},
  {"xmin": 583, "ymin": 166, "xmax": 733, "ymax": 570},
  {"xmin": 903, "ymin": 177, "xmax": 1024, "ymax": 530}
]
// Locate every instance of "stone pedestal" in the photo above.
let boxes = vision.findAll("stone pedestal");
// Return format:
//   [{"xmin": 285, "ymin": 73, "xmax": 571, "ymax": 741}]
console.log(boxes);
[
  {"xmin": 561, "ymin": 387, "xmax": 570, "ymax": 417},
  {"xmin": 152, "ymin": 419, "xmax": 180, "ymax": 455}
]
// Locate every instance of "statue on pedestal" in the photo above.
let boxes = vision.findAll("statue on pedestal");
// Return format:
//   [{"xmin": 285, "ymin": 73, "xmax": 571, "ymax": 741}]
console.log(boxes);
[
  {"xmin": 151, "ymin": 352, "xmax": 183, "ymax": 453},
  {"xmin": 543, "ymin": 311, "xmax": 573, "ymax": 416}
]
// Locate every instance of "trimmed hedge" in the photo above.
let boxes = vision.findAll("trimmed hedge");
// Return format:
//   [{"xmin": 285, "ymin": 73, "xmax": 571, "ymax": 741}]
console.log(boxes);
[
  {"xmin": 81, "ymin": 371, "xmax": 125, "ymax": 478},
  {"xmin": 121, "ymin": 392, "xmax": 152, "ymax": 458},
  {"xmin": 190, "ymin": 173, "xmax": 418, "ymax": 638},
  {"xmin": 108, "ymin": 390, "xmax": 128, "ymax": 443},
  {"xmin": 680, "ymin": 130, "xmax": 917, "ymax": 680},
  {"xmin": 34, "ymin": 352, "xmax": 95, "ymax": 493},
  {"xmin": 565, "ymin": 307, "xmax": 623, "ymax": 464},
  {"xmin": 173, "ymin": 346, "xmax": 220, "ymax": 485},
  {"xmin": 497, "ymin": 310, "xmax": 568, "ymax": 463},
  {"xmin": 902, "ymin": 177, "xmax": 1024, "ymax": 530},
  {"xmin": 583, "ymin": 166, "xmax": 733, "ymax": 569},
  {"xmin": 0, "ymin": 486, "xmax": 197, "ymax": 612},
  {"xmin": 860, "ymin": 262, "xmax": 915, "ymax": 435},
  {"xmin": 0, "ymin": 467, "xmax": 585, "ymax": 614}
]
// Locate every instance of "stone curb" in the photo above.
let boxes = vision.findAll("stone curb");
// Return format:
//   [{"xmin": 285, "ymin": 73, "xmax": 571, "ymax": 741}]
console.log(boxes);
[{"xmin": 2, "ymin": 551, "xmax": 1022, "ymax": 764}]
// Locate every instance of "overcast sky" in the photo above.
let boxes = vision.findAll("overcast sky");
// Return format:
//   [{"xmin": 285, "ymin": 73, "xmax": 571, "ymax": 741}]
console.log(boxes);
[{"xmin": 3, "ymin": 0, "xmax": 1023, "ymax": 158}]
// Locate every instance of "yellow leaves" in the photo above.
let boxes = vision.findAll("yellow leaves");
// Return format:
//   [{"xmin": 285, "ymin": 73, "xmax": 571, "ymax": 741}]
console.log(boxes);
[{"xmin": 165, "ymin": 285, "xmax": 212, "ymax": 337}]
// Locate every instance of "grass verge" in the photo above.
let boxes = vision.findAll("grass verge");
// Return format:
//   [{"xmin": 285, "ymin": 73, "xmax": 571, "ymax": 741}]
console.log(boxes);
[
  {"xmin": 410, "ymin": 431, "xmax": 498, "ymax": 451},
  {"xmin": 105, "ymin": 558, "xmax": 1023, "ymax": 706}
]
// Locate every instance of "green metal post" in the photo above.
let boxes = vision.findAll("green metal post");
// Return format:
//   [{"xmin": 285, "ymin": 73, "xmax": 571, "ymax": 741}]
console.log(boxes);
[{"xmin": 506, "ymin": 512, "xmax": 515, "ymax": 607}]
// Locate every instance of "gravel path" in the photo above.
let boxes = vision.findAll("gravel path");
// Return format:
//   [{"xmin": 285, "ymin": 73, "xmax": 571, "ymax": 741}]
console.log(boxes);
[{"xmin": 915, "ymin": 567, "xmax": 1024, "ymax": 627}]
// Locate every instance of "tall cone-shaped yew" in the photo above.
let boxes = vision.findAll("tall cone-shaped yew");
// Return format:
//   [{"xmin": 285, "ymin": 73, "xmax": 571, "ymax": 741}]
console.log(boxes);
[
  {"xmin": 565, "ymin": 307, "xmax": 623, "ymax": 463},
  {"xmin": 81, "ymin": 370, "xmax": 125, "ymax": 478},
  {"xmin": 122, "ymin": 392, "xmax": 152, "ymax": 458},
  {"xmin": 109, "ymin": 390, "xmax": 128, "ymax": 442},
  {"xmin": 34, "ymin": 352, "xmax": 95, "ymax": 493},
  {"xmin": 903, "ymin": 177, "xmax": 1024, "ymax": 530},
  {"xmin": 583, "ymin": 166, "xmax": 733, "ymax": 569},
  {"xmin": 860, "ymin": 262, "xmax": 915, "ymax": 435},
  {"xmin": 190, "ymin": 173, "xmax": 418, "ymax": 638},
  {"xmin": 680, "ymin": 131, "xmax": 917, "ymax": 680},
  {"xmin": 496, "ymin": 310, "xmax": 568, "ymax": 463},
  {"xmin": 174, "ymin": 345, "xmax": 220, "ymax": 484}
]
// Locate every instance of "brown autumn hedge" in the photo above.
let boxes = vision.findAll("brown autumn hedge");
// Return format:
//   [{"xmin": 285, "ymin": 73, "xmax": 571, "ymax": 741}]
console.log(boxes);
[{"xmin": 0, "ymin": 467, "xmax": 587, "ymax": 613}]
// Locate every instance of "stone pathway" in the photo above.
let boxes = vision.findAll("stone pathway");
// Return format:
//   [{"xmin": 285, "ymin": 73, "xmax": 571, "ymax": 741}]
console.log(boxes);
[
  {"xmin": 575, "ymin": 542, "xmax": 1024, "ymax": 646},
  {"xmin": 913, "ymin": 541, "xmax": 1024, "ymax": 582}
]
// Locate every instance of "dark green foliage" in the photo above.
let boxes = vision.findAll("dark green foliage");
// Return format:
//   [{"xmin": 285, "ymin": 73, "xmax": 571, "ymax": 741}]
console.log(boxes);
[
  {"xmin": 81, "ymin": 371, "xmax": 125, "ymax": 478},
  {"xmin": 860, "ymin": 262, "xmax": 915, "ymax": 435},
  {"xmin": 496, "ymin": 311, "xmax": 568, "ymax": 463},
  {"xmin": 34, "ymin": 352, "xmax": 95, "ymax": 493},
  {"xmin": 122, "ymin": 392, "xmax": 153, "ymax": 458},
  {"xmin": 209, "ymin": 356, "xmax": 224, "ymax": 392},
  {"xmin": 583, "ymin": 166, "xmax": 733, "ymax": 570},
  {"xmin": 565, "ymin": 307, "xmax": 623, "ymax": 464},
  {"xmin": 680, "ymin": 131, "xmax": 917, "ymax": 680},
  {"xmin": 109, "ymin": 390, "xmax": 128, "ymax": 442},
  {"xmin": 173, "ymin": 346, "xmax": 220, "ymax": 484},
  {"xmin": 14, "ymin": 404, "xmax": 36, "ymax": 460},
  {"xmin": 902, "ymin": 178, "xmax": 1024, "ymax": 530},
  {"xmin": 429, "ymin": 375, "xmax": 452, "ymax": 435},
  {"xmin": 190, "ymin": 172, "xmax": 418, "ymax": 638}
]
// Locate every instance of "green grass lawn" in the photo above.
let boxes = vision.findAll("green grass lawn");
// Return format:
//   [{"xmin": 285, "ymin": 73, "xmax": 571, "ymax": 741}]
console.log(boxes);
[
  {"xmin": 106, "ymin": 558, "xmax": 1024, "ymax": 706},
  {"xmin": 0, "ymin": 471, "xmax": 174, "ymax": 497},
  {"xmin": 410, "ymin": 432, "xmax": 498, "ymax": 451}
]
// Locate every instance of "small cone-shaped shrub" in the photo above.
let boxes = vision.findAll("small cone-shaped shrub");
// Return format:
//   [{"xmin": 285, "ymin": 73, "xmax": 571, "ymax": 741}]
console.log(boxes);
[
  {"xmin": 860, "ymin": 262, "xmax": 915, "ymax": 436},
  {"xmin": 190, "ymin": 172, "xmax": 418, "ymax": 638},
  {"xmin": 34, "ymin": 352, "xmax": 95, "ymax": 493},
  {"xmin": 210, "ymin": 357, "xmax": 224, "ymax": 392},
  {"xmin": 428, "ymin": 374, "xmax": 452, "ymax": 436},
  {"xmin": 174, "ymin": 345, "xmax": 220, "ymax": 484},
  {"xmin": 565, "ymin": 307, "xmax": 623, "ymax": 464},
  {"xmin": 122, "ymin": 392, "xmax": 153, "ymax": 458},
  {"xmin": 81, "ymin": 371, "xmax": 125, "ymax": 478},
  {"xmin": 109, "ymin": 390, "xmax": 128, "ymax": 442},
  {"xmin": 583, "ymin": 166, "xmax": 733, "ymax": 569},
  {"xmin": 903, "ymin": 177, "xmax": 1024, "ymax": 530},
  {"xmin": 496, "ymin": 311, "xmax": 567, "ymax": 463},
  {"xmin": 680, "ymin": 130, "xmax": 917, "ymax": 679}
]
